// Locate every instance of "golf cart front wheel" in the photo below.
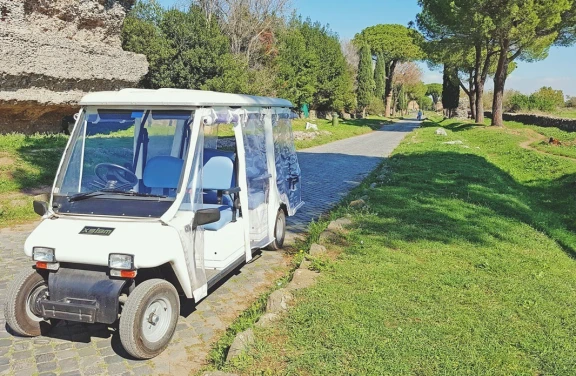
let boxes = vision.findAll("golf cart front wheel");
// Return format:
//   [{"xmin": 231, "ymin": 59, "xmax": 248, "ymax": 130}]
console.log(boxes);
[
  {"xmin": 4, "ymin": 268, "xmax": 51, "ymax": 337},
  {"xmin": 119, "ymin": 279, "xmax": 180, "ymax": 359},
  {"xmin": 267, "ymin": 208, "xmax": 286, "ymax": 251}
]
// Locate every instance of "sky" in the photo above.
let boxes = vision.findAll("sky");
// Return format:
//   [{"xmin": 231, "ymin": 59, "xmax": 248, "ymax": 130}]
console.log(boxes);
[{"xmin": 158, "ymin": 0, "xmax": 576, "ymax": 97}]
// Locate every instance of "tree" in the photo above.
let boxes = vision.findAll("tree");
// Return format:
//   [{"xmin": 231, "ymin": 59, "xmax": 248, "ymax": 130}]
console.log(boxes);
[
  {"xmin": 374, "ymin": 53, "xmax": 385, "ymax": 100},
  {"xmin": 354, "ymin": 24, "xmax": 424, "ymax": 117},
  {"xmin": 490, "ymin": 1, "xmax": 576, "ymax": 126},
  {"xmin": 195, "ymin": 0, "xmax": 291, "ymax": 67},
  {"xmin": 417, "ymin": 0, "xmax": 576, "ymax": 126},
  {"xmin": 341, "ymin": 39, "xmax": 359, "ymax": 80},
  {"xmin": 442, "ymin": 65, "xmax": 459, "ymax": 117},
  {"xmin": 123, "ymin": 3, "xmax": 244, "ymax": 91},
  {"xmin": 274, "ymin": 26, "xmax": 318, "ymax": 109},
  {"xmin": 356, "ymin": 44, "xmax": 374, "ymax": 118},
  {"xmin": 418, "ymin": 95, "xmax": 433, "ymax": 111},
  {"xmin": 417, "ymin": 3, "xmax": 498, "ymax": 124},
  {"xmin": 426, "ymin": 83, "xmax": 442, "ymax": 110},
  {"xmin": 392, "ymin": 62, "xmax": 422, "ymax": 115},
  {"xmin": 530, "ymin": 87, "xmax": 565, "ymax": 112}
]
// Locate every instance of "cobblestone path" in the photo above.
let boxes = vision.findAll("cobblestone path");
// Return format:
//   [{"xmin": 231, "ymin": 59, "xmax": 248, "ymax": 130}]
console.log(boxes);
[{"xmin": 0, "ymin": 120, "xmax": 418, "ymax": 376}]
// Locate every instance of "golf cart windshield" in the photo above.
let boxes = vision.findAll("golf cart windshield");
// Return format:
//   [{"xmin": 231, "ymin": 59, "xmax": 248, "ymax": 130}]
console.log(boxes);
[{"xmin": 53, "ymin": 108, "xmax": 195, "ymax": 218}]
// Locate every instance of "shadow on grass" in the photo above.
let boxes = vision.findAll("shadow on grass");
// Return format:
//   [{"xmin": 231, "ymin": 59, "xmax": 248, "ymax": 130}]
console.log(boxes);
[
  {"xmin": 12, "ymin": 135, "xmax": 67, "ymax": 192},
  {"xmin": 339, "ymin": 118, "xmax": 392, "ymax": 130},
  {"xmin": 421, "ymin": 119, "xmax": 483, "ymax": 132},
  {"xmin": 357, "ymin": 150, "xmax": 576, "ymax": 259}
]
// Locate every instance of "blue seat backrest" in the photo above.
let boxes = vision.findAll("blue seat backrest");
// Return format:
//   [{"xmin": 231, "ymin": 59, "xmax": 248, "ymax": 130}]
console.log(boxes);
[
  {"xmin": 203, "ymin": 148, "xmax": 236, "ymax": 189},
  {"xmin": 143, "ymin": 156, "xmax": 184, "ymax": 189},
  {"xmin": 203, "ymin": 156, "xmax": 234, "ymax": 190}
]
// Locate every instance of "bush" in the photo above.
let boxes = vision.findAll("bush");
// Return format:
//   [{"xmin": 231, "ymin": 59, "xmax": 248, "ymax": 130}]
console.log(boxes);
[
  {"xmin": 367, "ymin": 97, "xmax": 386, "ymax": 116},
  {"xmin": 506, "ymin": 87, "xmax": 565, "ymax": 113},
  {"xmin": 508, "ymin": 93, "xmax": 531, "ymax": 112}
]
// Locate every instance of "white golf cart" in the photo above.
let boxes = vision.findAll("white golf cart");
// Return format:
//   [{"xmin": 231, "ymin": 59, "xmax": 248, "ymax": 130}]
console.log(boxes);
[{"xmin": 4, "ymin": 89, "xmax": 303, "ymax": 359}]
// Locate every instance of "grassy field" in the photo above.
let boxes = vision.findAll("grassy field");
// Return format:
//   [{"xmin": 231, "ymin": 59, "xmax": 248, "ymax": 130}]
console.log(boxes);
[
  {"xmin": 496, "ymin": 120, "xmax": 576, "ymax": 160},
  {"xmin": 291, "ymin": 117, "xmax": 388, "ymax": 149},
  {"xmin": 0, "ymin": 116, "xmax": 387, "ymax": 229},
  {"xmin": 221, "ymin": 117, "xmax": 576, "ymax": 375},
  {"xmin": 550, "ymin": 108, "xmax": 576, "ymax": 119},
  {"xmin": 0, "ymin": 134, "xmax": 68, "ymax": 227}
]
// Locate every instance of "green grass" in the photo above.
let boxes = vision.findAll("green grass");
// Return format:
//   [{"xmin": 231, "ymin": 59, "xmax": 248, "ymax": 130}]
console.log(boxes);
[
  {"xmin": 0, "ymin": 133, "xmax": 68, "ymax": 227},
  {"xmin": 550, "ymin": 108, "xmax": 576, "ymax": 119},
  {"xmin": 291, "ymin": 116, "xmax": 390, "ymax": 149},
  {"xmin": 504, "ymin": 120, "xmax": 576, "ymax": 159},
  {"xmin": 223, "ymin": 117, "xmax": 576, "ymax": 375}
]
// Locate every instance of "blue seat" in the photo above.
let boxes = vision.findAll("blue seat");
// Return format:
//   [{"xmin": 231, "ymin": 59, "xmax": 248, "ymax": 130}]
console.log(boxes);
[
  {"xmin": 202, "ymin": 149, "xmax": 240, "ymax": 231},
  {"xmin": 143, "ymin": 156, "xmax": 184, "ymax": 196},
  {"xmin": 202, "ymin": 204, "xmax": 234, "ymax": 231}
]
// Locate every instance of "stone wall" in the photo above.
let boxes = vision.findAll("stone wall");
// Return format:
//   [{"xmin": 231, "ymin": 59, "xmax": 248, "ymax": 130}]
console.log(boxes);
[
  {"xmin": 484, "ymin": 112, "xmax": 576, "ymax": 132},
  {"xmin": 0, "ymin": 0, "xmax": 148, "ymax": 134}
]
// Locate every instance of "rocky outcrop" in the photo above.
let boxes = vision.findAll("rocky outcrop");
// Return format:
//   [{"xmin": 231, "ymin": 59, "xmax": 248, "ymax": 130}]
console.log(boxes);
[{"xmin": 0, "ymin": 0, "xmax": 148, "ymax": 134}]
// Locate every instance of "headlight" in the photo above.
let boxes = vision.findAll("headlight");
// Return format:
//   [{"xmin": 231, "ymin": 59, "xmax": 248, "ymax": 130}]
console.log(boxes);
[
  {"xmin": 33, "ymin": 247, "xmax": 55, "ymax": 262},
  {"xmin": 108, "ymin": 254, "xmax": 134, "ymax": 270}
]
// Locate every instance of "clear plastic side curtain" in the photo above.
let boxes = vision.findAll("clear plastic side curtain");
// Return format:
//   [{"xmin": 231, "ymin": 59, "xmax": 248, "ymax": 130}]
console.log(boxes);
[
  {"xmin": 242, "ymin": 108, "xmax": 272, "ymax": 248},
  {"xmin": 272, "ymin": 108, "xmax": 303, "ymax": 215},
  {"xmin": 168, "ymin": 111, "xmax": 208, "ymax": 301}
]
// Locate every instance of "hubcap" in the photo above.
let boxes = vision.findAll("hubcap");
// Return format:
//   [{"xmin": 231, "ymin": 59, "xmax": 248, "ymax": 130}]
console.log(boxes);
[
  {"xmin": 26, "ymin": 283, "xmax": 48, "ymax": 322},
  {"xmin": 275, "ymin": 214, "xmax": 285, "ymax": 243},
  {"xmin": 142, "ymin": 297, "xmax": 172, "ymax": 343}
]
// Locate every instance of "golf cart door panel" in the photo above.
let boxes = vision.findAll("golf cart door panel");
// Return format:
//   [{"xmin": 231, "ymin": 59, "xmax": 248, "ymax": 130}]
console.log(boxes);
[
  {"xmin": 167, "ymin": 112, "xmax": 208, "ymax": 302},
  {"xmin": 272, "ymin": 109, "xmax": 302, "ymax": 216}
]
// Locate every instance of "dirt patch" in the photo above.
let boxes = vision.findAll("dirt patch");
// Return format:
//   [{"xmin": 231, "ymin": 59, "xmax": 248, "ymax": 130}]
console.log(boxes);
[
  {"xmin": 0, "ymin": 152, "xmax": 16, "ymax": 167},
  {"xmin": 518, "ymin": 129, "xmax": 576, "ymax": 162}
]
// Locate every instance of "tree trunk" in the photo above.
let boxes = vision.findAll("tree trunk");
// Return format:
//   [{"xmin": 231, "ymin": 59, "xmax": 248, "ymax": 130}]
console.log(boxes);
[
  {"xmin": 362, "ymin": 107, "xmax": 366, "ymax": 119},
  {"xmin": 492, "ymin": 39, "xmax": 510, "ymax": 127},
  {"xmin": 469, "ymin": 92, "xmax": 476, "ymax": 120},
  {"xmin": 384, "ymin": 60, "xmax": 397, "ymax": 118}
]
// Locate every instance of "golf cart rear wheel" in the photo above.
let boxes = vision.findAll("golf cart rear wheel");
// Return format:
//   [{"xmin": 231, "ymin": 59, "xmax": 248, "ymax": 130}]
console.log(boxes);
[
  {"xmin": 119, "ymin": 279, "xmax": 180, "ymax": 359},
  {"xmin": 267, "ymin": 209, "xmax": 286, "ymax": 251},
  {"xmin": 4, "ymin": 268, "xmax": 50, "ymax": 337}
]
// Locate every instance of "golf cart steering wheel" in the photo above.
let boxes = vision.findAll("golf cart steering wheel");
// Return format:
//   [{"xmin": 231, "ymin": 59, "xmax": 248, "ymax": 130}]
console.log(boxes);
[{"xmin": 94, "ymin": 163, "xmax": 138, "ymax": 190}]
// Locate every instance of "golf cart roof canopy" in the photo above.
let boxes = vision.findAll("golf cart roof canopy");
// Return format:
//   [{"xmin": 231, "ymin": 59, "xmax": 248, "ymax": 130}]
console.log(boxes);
[{"xmin": 79, "ymin": 89, "xmax": 294, "ymax": 108}]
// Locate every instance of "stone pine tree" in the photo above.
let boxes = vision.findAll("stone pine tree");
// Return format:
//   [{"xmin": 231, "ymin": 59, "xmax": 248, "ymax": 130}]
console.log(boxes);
[
  {"xmin": 374, "ymin": 53, "xmax": 385, "ymax": 101},
  {"xmin": 426, "ymin": 83, "xmax": 442, "ymax": 111},
  {"xmin": 354, "ymin": 24, "xmax": 424, "ymax": 117},
  {"xmin": 356, "ymin": 44, "xmax": 374, "ymax": 118},
  {"xmin": 442, "ymin": 65, "xmax": 459, "ymax": 117}
]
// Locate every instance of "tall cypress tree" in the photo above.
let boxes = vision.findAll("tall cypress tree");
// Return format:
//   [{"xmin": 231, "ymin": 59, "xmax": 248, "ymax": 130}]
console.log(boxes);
[
  {"xmin": 356, "ymin": 44, "xmax": 374, "ymax": 118},
  {"xmin": 442, "ymin": 65, "xmax": 460, "ymax": 117},
  {"xmin": 374, "ymin": 53, "xmax": 385, "ymax": 100}
]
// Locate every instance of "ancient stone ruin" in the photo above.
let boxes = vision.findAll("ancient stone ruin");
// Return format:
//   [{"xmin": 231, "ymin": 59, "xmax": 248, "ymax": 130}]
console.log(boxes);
[{"xmin": 0, "ymin": 0, "xmax": 148, "ymax": 134}]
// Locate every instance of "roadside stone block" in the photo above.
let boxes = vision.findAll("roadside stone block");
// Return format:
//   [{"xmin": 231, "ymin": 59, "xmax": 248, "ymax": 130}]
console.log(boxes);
[
  {"xmin": 327, "ymin": 217, "xmax": 353, "ymax": 232},
  {"xmin": 255, "ymin": 313, "xmax": 280, "ymax": 328},
  {"xmin": 266, "ymin": 289, "xmax": 293, "ymax": 313},
  {"xmin": 226, "ymin": 329, "xmax": 254, "ymax": 361},
  {"xmin": 288, "ymin": 269, "xmax": 319, "ymax": 290},
  {"xmin": 309, "ymin": 243, "xmax": 327, "ymax": 256}
]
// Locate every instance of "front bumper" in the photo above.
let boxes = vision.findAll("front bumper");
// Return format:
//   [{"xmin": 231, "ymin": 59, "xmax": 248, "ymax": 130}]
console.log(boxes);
[{"xmin": 40, "ymin": 266, "xmax": 126, "ymax": 324}]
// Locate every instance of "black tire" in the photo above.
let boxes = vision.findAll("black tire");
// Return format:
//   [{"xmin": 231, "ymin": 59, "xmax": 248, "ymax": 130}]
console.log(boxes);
[
  {"xmin": 267, "ymin": 209, "xmax": 286, "ymax": 251},
  {"xmin": 119, "ymin": 279, "xmax": 180, "ymax": 359},
  {"xmin": 4, "ymin": 268, "xmax": 50, "ymax": 337}
]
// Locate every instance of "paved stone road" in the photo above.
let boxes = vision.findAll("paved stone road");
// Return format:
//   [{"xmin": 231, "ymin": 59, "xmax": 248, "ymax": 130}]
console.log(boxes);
[{"xmin": 0, "ymin": 120, "xmax": 418, "ymax": 376}]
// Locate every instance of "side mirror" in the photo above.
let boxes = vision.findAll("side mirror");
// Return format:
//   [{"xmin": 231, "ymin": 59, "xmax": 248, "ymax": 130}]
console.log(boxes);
[
  {"xmin": 193, "ymin": 208, "xmax": 221, "ymax": 229},
  {"xmin": 33, "ymin": 201, "xmax": 49, "ymax": 216}
]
